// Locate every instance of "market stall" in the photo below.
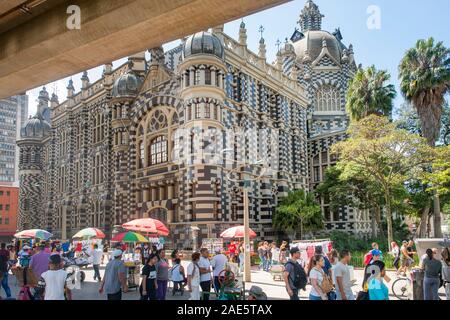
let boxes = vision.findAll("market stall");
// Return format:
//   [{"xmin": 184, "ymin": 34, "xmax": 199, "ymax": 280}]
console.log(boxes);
[{"xmin": 111, "ymin": 231, "xmax": 149, "ymax": 290}]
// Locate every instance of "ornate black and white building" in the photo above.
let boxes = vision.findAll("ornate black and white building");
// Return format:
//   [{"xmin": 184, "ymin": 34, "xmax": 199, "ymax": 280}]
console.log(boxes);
[{"xmin": 17, "ymin": 1, "xmax": 372, "ymax": 246}]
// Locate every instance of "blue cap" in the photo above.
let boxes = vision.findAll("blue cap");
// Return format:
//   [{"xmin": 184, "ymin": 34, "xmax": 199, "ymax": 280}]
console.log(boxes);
[{"xmin": 371, "ymin": 249, "xmax": 382, "ymax": 256}]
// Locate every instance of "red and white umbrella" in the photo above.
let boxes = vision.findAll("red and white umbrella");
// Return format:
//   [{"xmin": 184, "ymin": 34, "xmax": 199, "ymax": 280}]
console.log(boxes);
[
  {"xmin": 220, "ymin": 226, "xmax": 257, "ymax": 239},
  {"xmin": 72, "ymin": 227, "xmax": 105, "ymax": 239},
  {"xmin": 122, "ymin": 218, "xmax": 169, "ymax": 237}
]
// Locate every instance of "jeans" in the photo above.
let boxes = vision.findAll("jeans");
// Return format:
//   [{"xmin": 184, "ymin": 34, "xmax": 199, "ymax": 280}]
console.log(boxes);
[
  {"xmin": 1, "ymin": 272, "xmax": 12, "ymax": 298},
  {"xmin": 423, "ymin": 277, "xmax": 440, "ymax": 300},
  {"xmin": 265, "ymin": 258, "xmax": 271, "ymax": 271},
  {"xmin": 93, "ymin": 264, "xmax": 101, "ymax": 281},
  {"xmin": 107, "ymin": 290, "xmax": 122, "ymax": 300},
  {"xmin": 309, "ymin": 294, "xmax": 323, "ymax": 301},
  {"xmin": 289, "ymin": 288, "xmax": 299, "ymax": 300},
  {"xmin": 214, "ymin": 276, "xmax": 220, "ymax": 293},
  {"xmin": 200, "ymin": 280, "xmax": 211, "ymax": 300},
  {"xmin": 156, "ymin": 280, "xmax": 168, "ymax": 300}
]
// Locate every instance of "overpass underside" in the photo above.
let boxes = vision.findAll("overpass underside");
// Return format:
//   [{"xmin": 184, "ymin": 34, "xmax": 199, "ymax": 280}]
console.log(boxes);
[{"xmin": 0, "ymin": 0, "xmax": 289, "ymax": 98}]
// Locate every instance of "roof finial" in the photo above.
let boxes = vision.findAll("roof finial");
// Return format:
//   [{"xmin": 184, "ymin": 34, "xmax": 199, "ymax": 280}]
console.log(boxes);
[
  {"xmin": 258, "ymin": 25, "xmax": 265, "ymax": 43},
  {"xmin": 275, "ymin": 39, "xmax": 282, "ymax": 53}
]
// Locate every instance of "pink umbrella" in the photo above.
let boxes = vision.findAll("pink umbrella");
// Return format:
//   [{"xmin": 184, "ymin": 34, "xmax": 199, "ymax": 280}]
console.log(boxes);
[
  {"xmin": 122, "ymin": 218, "xmax": 169, "ymax": 237},
  {"xmin": 220, "ymin": 226, "xmax": 257, "ymax": 239}
]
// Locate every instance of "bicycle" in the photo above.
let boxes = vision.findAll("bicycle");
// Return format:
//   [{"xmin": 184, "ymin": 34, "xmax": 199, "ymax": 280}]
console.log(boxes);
[{"xmin": 391, "ymin": 275, "xmax": 411, "ymax": 300}]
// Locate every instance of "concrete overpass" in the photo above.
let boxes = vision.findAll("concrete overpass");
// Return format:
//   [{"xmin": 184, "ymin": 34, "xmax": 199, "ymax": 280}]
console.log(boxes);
[{"xmin": 0, "ymin": 0, "xmax": 290, "ymax": 98}]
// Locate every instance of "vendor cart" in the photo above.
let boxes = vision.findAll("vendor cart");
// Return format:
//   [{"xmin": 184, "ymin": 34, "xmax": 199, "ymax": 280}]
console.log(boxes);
[{"xmin": 124, "ymin": 261, "xmax": 141, "ymax": 290}]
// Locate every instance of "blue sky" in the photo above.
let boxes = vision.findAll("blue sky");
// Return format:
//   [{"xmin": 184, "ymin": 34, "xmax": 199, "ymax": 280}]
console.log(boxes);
[{"xmin": 27, "ymin": 0, "xmax": 450, "ymax": 116}]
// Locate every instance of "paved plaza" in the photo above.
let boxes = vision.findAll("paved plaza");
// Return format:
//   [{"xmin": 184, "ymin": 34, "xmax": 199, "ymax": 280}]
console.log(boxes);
[{"xmin": 3, "ymin": 261, "xmax": 446, "ymax": 300}]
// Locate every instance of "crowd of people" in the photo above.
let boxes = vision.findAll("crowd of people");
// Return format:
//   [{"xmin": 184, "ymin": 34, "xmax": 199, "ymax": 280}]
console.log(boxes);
[{"xmin": 0, "ymin": 237, "xmax": 449, "ymax": 301}]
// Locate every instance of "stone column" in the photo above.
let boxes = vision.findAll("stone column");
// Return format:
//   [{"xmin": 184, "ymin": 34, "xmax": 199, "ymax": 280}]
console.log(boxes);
[{"xmin": 62, "ymin": 205, "xmax": 67, "ymax": 241}]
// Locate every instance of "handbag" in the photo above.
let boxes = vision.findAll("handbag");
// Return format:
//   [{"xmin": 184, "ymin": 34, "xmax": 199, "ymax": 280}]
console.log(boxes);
[
  {"xmin": 319, "ymin": 269, "xmax": 333, "ymax": 294},
  {"xmin": 356, "ymin": 290, "xmax": 369, "ymax": 300}
]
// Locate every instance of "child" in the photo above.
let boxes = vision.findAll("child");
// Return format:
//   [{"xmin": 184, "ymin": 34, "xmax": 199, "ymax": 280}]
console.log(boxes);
[
  {"xmin": 170, "ymin": 258, "xmax": 185, "ymax": 295},
  {"xmin": 37, "ymin": 254, "xmax": 72, "ymax": 300}
]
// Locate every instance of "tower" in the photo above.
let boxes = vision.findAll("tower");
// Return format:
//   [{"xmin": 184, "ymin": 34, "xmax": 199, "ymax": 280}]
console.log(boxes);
[
  {"xmin": 178, "ymin": 31, "xmax": 227, "ymax": 237},
  {"xmin": 17, "ymin": 87, "xmax": 52, "ymax": 230}
]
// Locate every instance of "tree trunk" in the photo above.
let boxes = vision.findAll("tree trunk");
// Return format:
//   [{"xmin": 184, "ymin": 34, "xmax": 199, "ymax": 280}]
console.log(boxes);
[
  {"xmin": 384, "ymin": 189, "xmax": 394, "ymax": 249},
  {"xmin": 418, "ymin": 203, "xmax": 430, "ymax": 238},
  {"xmin": 433, "ymin": 191, "xmax": 442, "ymax": 238},
  {"xmin": 375, "ymin": 205, "xmax": 384, "ymax": 238},
  {"xmin": 370, "ymin": 208, "xmax": 377, "ymax": 238}
]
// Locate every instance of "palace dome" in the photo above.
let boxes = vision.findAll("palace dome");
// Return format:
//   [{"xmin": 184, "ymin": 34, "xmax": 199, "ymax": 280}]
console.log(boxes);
[
  {"xmin": 112, "ymin": 70, "xmax": 143, "ymax": 98},
  {"xmin": 183, "ymin": 31, "xmax": 224, "ymax": 60},
  {"xmin": 20, "ymin": 116, "xmax": 51, "ymax": 138},
  {"xmin": 293, "ymin": 30, "xmax": 344, "ymax": 63}
]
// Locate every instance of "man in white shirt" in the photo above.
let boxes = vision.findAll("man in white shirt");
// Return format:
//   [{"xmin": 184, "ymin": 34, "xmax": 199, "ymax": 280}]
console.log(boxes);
[
  {"xmin": 334, "ymin": 250, "xmax": 354, "ymax": 300},
  {"xmin": 198, "ymin": 248, "xmax": 212, "ymax": 300},
  {"xmin": 211, "ymin": 247, "xmax": 228, "ymax": 293},
  {"xmin": 38, "ymin": 254, "xmax": 71, "ymax": 300},
  {"xmin": 88, "ymin": 244, "xmax": 103, "ymax": 282}
]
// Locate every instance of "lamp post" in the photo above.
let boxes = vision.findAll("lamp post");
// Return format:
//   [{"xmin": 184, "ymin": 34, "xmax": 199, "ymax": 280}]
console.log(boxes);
[{"xmin": 243, "ymin": 179, "xmax": 251, "ymax": 282}]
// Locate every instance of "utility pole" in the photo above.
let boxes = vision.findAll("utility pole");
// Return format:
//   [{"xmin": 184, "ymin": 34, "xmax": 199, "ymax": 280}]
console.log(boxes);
[{"xmin": 243, "ymin": 180, "xmax": 251, "ymax": 282}]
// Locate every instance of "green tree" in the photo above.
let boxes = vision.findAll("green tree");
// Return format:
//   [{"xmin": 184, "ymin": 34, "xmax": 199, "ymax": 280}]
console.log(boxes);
[
  {"xmin": 316, "ymin": 166, "xmax": 384, "ymax": 238},
  {"xmin": 273, "ymin": 189, "xmax": 323, "ymax": 240},
  {"xmin": 331, "ymin": 115, "xmax": 436, "ymax": 247},
  {"xmin": 396, "ymin": 103, "xmax": 450, "ymax": 235},
  {"xmin": 346, "ymin": 65, "xmax": 397, "ymax": 121},
  {"xmin": 399, "ymin": 37, "xmax": 450, "ymax": 237}
]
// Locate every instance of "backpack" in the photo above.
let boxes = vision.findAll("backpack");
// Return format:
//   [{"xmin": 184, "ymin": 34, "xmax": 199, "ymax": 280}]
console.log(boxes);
[
  {"xmin": 363, "ymin": 252, "xmax": 372, "ymax": 266},
  {"xmin": 286, "ymin": 261, "xmax": 307, "ymax": 290}
]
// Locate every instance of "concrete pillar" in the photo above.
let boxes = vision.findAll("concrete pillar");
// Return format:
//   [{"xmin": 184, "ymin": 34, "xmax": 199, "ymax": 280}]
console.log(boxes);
[
  {"xmin": 62, "ymin": 206, "xmax": 67, "ymax": 241},
  {"xmin": 151, "ymin": 187, "xmax": 157, "ymax": 201}
]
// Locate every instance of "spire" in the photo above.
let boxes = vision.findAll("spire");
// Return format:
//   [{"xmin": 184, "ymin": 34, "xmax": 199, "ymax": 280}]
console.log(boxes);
[
  {"xmin": 67, "ymin": 79, "xmax": 75, "ymax": 98},
  {"xmin": 238, "ymin": 19, "xmax": 247, "ymax": 45},
  {"xmin": 298, "ymin": 0, "xmax": 324, "ymax": 31},
  {"xmin": 258, "ymin": 25, "xmax": 266, "ymax": 59},
  {"xmin": 81, "ymin": 71, "xmax": 90, "ymax": 89}
]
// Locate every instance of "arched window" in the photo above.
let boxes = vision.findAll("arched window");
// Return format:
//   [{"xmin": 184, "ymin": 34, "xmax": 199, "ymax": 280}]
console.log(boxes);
[
  {"xmin": 138, "ymin": 141, "xmax": 144, "ymax": 168},
  {"xmin": 149, "ymin": 136, "xmax": 168, "ymax": 165},
  {"xmin": 316, "ymin": 85, "xmax": 340, "ymax": 112}
]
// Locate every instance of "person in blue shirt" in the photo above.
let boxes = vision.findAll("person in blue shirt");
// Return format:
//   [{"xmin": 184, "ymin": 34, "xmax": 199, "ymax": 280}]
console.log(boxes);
[{"xmin": 368, "ymin": 260, "xmax": 389, "ymax": 300}]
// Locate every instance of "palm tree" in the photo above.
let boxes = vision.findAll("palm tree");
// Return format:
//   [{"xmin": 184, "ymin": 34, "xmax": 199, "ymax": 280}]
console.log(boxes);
[
  {"xmin": 273, "ymin": 189, "xmax": 323, "ymax": 240},
  {"xmin": 399, "ymin": 37, "xmax": 450, "ymax": 237},
  {"xmin": 346, "ymin": 65, "xmax": 397, "ymax": 121}
]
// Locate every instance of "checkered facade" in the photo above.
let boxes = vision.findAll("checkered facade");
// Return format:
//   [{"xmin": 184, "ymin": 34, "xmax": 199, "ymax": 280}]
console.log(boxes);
[{"xmin": 18, "ymin": 1, "xmax": 373, "ymax": 244}]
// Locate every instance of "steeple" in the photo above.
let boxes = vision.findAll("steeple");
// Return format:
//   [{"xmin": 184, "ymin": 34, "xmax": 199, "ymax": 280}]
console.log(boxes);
[
  {"xmin": 298, "ymin": 0, "xmax": 324, "ymax": 32},
  {"xmin": 238, "ymin": 19, "xmax": 247, "ymax": 45},
  {"xmin": 81, "ymin": 71, "xmax": 90, "ymax": 89},
  {"xmin": 258, "ymin": 25, "xmax": 266, "ymax": 59},
  {"xmin": 37, "ymin": 86, "xmax": 49, "ymax": 118},
  {"xmin": 67, "ymin": 79, "xmax": 75, "ymax": 98}
]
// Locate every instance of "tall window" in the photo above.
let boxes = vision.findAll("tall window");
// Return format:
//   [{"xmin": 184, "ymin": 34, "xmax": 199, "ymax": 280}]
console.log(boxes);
[
  {"xmin": 138, "ymin": 141, "xmax": 144, "ymax": 168},
  {"xmin": 195, "ymin": 104, "xmax": 201, "ymax": 119},
  {"xmin": 205, "ymin": 68, "xmax": 211, "ymax": 85},
  {"xmin": 204, "ymin": 103, "xmax": 210, "ymax": 118},
  {"xmin": 316, "ymin": 85, "xmax": 340, "ymax": 112},
  {"xmin": 149, "ymin": 136, "xmax": 168, "ymax": 165}
]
